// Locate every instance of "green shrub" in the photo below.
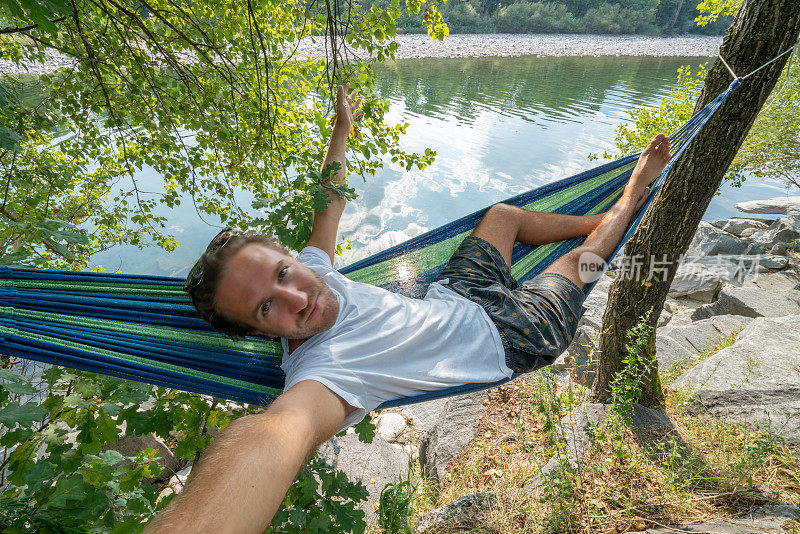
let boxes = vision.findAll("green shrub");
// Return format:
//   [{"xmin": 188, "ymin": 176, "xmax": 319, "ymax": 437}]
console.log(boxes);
[
  {"xmin": 581, "ymin": 2, "xmax": 658, "ymax": 34},
  {"xmin": 493, "ymin": 1, "xmax": 576, "ymax": 34}
]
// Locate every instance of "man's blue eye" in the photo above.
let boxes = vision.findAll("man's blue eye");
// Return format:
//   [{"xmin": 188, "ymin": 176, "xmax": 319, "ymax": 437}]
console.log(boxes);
[
  {"xmin": 279, "ymin": 267, "xmax": 288, "ymax": 281},
  {"xmin": 261, "ymin": 301, "xmax": 271, "ymax": 315}
]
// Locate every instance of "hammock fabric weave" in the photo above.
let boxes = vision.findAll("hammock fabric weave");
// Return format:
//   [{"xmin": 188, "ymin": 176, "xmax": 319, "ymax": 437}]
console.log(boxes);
[{"xmin": 0, "ymin": 79, "xmax": 740, "ymax": 409}]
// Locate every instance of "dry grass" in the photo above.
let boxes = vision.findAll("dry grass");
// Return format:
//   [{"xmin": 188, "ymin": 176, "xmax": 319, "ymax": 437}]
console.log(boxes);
[{"xmin": 404, "ymin": 371, "xmax": 800, "ymax": 534}]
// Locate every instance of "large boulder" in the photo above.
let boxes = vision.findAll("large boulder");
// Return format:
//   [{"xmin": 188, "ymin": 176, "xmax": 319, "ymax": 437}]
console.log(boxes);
[
  {"xmin": 709, "ymin": 217, "xmax": 769, "ymax": 237},
  {"xmin": 554, "ymin": 325, "xmax": 598, "ymax": 388},
  {"xmin": 736, "ymin": 196, "xmax": 800, "ymax": 216},
  {"xmin": 748, "ymin": 216, "xmax": 800, "ymax": 252},
  {"xmin": 668, "ymin": 262, "xmax": 723, "ymax": 302},
  {"xmin": 742, "ymin": 270, "xmax": 800, "ymax": 291},
  {"xmin": 687, "ymin": 222, "xmax": 763, "ymax": 257},
  {"xmin": 690, "ymin": 287, "xmax": 800, "ymax": 320},
  {"xmin": 656, "ymin": 315, "xmax": 753, "ymax": 372},
  {"xmin": 671, "ymin": 315, "xmax": 800, "ymax": 453},
  {"xmin": 645, "ymin": 505, "xmax": 800, "ymax": 534},
  {"xmin": 419, "ymin": 390, "xmax": 488, "ymax": 485},
  {"xmin": 318, "ymin": 430, "xmax": 411, "ymax": 522}
]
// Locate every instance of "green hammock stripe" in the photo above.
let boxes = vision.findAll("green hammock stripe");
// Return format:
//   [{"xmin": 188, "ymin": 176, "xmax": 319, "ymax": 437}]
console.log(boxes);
[
  {"xmin": 509, "ymin": 183, "xmax": 626, "ymax": 278},
  {"xmin": 3, "ymin": 307, "xmax": 283, "ymax": 356},
  {"xmin": 0, "ymin": 325, "xmax": 282, "ymax": 397},
  {"xmin": 0, "ymin": 279, "xmax": 186, "ymax": 297},
  {"xmin": 347, "ymin": 162, "xmax": 635, "ymax": 287}
]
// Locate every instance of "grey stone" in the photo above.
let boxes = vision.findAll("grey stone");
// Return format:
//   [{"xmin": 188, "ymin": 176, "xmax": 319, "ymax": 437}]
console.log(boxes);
[
  {"xmin": 749, "ymin": 216, "xmax": 800, "ymax": 251},
  {"xmin": 666, "ymin": 308, "xmax": 696, "ymax": 326},
  {"xmin": 690, "ymin": 288, "xmax": 800, "ymax": 320},
  {"xmin": 318, "ymin": 430, "xmax": 411, "ymax": 522},
  {"xmin": 414, "ymin": 492, "xmax": 497, "ymax": 534},
  {"xmin": 740, "ymin": 227, "xmax": 758, "ymax": 238},
  {"xmin": 688, "ymin": 222, "xmax": 763, "ymax": 257},
  {"xmin": 671, "ymin": 315, "xmax": 800, "ymax": 453},
  {"xmin": 668, "ymin": 262, "xmax": 723, "ymax": 302},
  {"xmin": 758, "ymin": 253, "xmax": 790, "ymax": 270},
  {"xmin": 680, "ymin": 255, "xmax": 767, "ymax": 286},
  {"xmin": 376, "ymin": 412, "xmax": 408, "ymax": 443},
  {"xmin": 742, "ymin": 270, "xmax": 800, "ymax": 291},
  {"xmin": 643, "ymin": 504, "xmax": 800, "ymax": 533},
  {"xmin": 771, "ymin": 242, "xmax": 789, "ymax": 255},
  {"xmin": 736, "ymin": 196, "xmax": 800, "ymax": 216},
  {"xmin": 419, "ymin": 391, "xmax": 488, "ymax": 484},
  {"xmin": 559, "ymin": 325, "xmax": 599, "ymax": 388},
  {"xmin": 577, "ymin": 274, "xmax": 612, "ymax": 331},
  {"xmin": 657, "ymin": 309, "xmax": 672, "ymax": 327},
  {"xmin": 710, "ymin": 217, "xmax": 769, "ymax": 237},
  {"xmin": 103, "ymin": 434, "xmax": 180, "ymax": 484},
  {"xmin": 398, "ymin": 398, "xmax": 451, "ymax": 436},
  {"xmin": 656, "ymin": 315, "xmax": 752, "ymax": 372}
]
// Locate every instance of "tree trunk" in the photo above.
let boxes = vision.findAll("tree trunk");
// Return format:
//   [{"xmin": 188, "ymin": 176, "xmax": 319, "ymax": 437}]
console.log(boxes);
[{"xmin": 591, "ymin": 0, "xmax": 800, "ymax": 408}]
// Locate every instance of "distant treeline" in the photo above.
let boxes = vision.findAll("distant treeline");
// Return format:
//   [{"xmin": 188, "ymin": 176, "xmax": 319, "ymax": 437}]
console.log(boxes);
[{"xmin": 372, "ymin": 0, "xmax": 731, "ymax": 35}]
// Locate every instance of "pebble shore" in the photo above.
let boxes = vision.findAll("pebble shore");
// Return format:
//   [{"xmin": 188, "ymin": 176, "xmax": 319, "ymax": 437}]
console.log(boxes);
[{"xmin": 1, "ymin": 34, "xmax": 723, "ymax": 75}]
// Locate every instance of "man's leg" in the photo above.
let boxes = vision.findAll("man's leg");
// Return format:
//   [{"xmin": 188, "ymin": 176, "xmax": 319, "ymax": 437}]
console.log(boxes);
[{"xmin": 472, "ymin": 133, "xmax": 670, "ymax": 290}]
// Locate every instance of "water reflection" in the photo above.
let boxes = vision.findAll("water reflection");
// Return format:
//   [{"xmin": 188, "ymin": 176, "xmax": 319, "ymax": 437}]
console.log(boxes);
[{"xmin": 90, "ymin": 55, "xmax": 786, "ymax": 275}]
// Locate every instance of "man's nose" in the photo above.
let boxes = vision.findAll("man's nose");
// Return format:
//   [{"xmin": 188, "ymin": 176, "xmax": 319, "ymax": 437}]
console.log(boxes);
[{"xmin": 279, "ymin": 285, "xmax": 308, "ymax": 314}]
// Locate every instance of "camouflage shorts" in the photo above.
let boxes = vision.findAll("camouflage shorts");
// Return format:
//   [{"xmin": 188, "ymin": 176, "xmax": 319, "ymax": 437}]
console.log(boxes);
[{"xmin": 435, "ymin": 236, "xmax": 586, "ymax": 374}]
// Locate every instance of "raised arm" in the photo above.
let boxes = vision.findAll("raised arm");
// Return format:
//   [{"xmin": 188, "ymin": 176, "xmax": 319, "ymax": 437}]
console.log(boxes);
[
  {"xmin": 306, "ymin": 82, "xmax": 362, "ymax": 266},
  {"xmin": 142, "ymin": 380, "xmax": 354, "ymax": 534}
]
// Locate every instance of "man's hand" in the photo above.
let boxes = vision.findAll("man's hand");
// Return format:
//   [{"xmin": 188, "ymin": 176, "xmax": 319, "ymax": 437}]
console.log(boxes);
[
  {"xmin": 307, "ymin": 82, "xmax": 363, "ymax": 264},
  {"xmin": 332, "ymin": 82, "xmax": 363, "ymax": 144}
]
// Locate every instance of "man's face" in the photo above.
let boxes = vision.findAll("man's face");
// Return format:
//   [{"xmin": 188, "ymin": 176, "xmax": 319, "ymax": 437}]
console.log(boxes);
[{"xmin": 215, "ymin": 243, "xmax": 339, "ymax": 340}]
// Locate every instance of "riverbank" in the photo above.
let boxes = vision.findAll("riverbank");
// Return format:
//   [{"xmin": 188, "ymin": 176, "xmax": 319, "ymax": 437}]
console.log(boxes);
[{"xmin": 0, "ymin": 34, "xmax": 722, "ymax": 75}]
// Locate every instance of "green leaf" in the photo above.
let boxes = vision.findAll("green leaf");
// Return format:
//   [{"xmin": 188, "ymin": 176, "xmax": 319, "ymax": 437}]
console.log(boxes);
[
  {"xmin": 352, "ymin": 416, "xmax": 375, "ymax": 444},
  {"xmin": 0, "ymin": 401, "xmax": 49, "ymax": 428},
  {"xmin": 0, "ymin": 126, "xmax": 21, "ymax": 151}
]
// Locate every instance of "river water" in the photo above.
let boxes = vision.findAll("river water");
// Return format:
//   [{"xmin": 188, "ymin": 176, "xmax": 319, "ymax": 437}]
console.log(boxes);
[{"xmin": 90, "ymin": 55, "xmax": 788, "ymax": 276}]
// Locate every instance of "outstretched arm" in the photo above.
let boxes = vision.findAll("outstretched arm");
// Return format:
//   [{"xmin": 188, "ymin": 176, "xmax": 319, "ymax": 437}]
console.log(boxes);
[
  {"xmin": 142, "ymin": 380, "xmax": 354, "ymax": 534},
  {"xmin": 307, "ymin": 82, "xmax": 362, "ymax": 266}
]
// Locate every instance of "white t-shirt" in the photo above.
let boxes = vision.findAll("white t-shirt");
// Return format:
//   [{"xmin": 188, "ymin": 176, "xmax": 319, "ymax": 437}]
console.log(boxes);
[{"xmin": 280, "ymin": 246, "xmax": 511, "ymax": 431}]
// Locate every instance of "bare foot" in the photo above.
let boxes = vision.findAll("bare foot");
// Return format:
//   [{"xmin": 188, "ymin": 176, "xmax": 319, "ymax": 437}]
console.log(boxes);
[{"xmin": 627, "ymin": 133, "xmax": 670, "ymax": 197}]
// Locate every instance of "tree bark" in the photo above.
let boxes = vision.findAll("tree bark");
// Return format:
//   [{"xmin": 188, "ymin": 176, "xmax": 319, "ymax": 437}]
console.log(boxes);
[{"xmin": 591, "ymin": 0, "xmax": 800, "ymax": 408}]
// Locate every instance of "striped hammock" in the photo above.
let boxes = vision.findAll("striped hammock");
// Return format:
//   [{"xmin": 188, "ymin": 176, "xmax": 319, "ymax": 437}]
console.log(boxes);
[{"xmin": 0, "ymin": 79, "xmax": 740, "ymax": 409}]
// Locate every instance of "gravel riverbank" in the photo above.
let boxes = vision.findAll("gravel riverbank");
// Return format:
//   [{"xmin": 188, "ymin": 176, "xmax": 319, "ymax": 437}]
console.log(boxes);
[{"xmin": 1, "ymin": 34, "xmax": 723, "ymax": 75}]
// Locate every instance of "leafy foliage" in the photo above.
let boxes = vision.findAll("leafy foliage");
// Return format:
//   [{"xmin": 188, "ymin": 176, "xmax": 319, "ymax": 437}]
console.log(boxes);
[
  {"xmin": 378, "ymin": 479, "xmax": 414, "ymax": 534},
  {"xmin": 604, "ymin": 56, "xmax": 800, "ymax": 192},
  {"xmin": 0, "ymin": 0, "xmax": 439, "ymax": 268}
]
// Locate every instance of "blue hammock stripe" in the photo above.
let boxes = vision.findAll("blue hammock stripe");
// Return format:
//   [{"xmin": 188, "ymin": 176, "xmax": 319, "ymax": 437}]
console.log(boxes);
[{"xmin": 0, "ymin": 80, "xmax": 740, "ymax": 409}]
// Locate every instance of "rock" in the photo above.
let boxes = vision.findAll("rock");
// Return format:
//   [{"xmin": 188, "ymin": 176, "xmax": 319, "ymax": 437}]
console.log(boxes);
[
  {"xmin": 376, "ymin": 412, "xmax": 408, "ymax": 443},
  {"xmin": 742, "ymin": 270, "xmax": 800, "ymax": 291},
  {"xmin": 671, "ymin": 315, "xmax": 800, "ymax": 453},
  {"xmin": 657, "ymin": 309, "xmax": 672, "ymax": 327},
  {"xmin": 736, "ymin": 196, "xmax": 800, "ymax": 216},
  {"xmin": 749, "ymin": 216, "xmax": 800, "ymax": 252},
  {"xmin": 740, "ymin": 227, "xmax": 758, "ymax": 238},
  {"xmin": 414, "ymin": 492, "xmax": 497, "ymax": 533},
  {"xmin": 656, "ymin": 315, "xmax": 753, "ymax": 372},
  {"xmin": 644, "ymin": 504, "xmax": 800, "ymax": 533},
  {"xmin": 398, "ymin": 398, "xmax": 451, "ymax": 436},
  {"xmin": 687, "ymin": 222, "xmax": 763, "ymax": 257},
  {"xmin": 690, "ymin": 288, "xmax": 800, "ymax": 320},
  {"xmin": 577, "ymin": 274, "xmax": 612, "ymax": 330},
  {"xmin": 318, "ymin": 431, "xmax": 411, "ymax": 523},
  {"xmin": 668, "ymin": 262, "xmax": 723, "ymax": 302},
  {"xmin": 419, "ymin": 390, "xmax": 488, "ymax": 485},
  {"xmin": 103, "ymin": 434, "xmax": 180, "ymax": 484},
  {"xmin": 558, "ymin": 325, "xmax": 598, "ymax": 388},
  {"xmin": 680, "ymin": 255, "xmax": 765, "ymax": 285},
  {"xmin": 757, "ymin": 254, "xmax": 790, "ymax": 270},
  {"xmin": 710, "ymin": 218, "xmax": 769, "ymax": 237},
  {"xmin": 771, "ymin": 242, "xmax": 789, "ymax": 255}
]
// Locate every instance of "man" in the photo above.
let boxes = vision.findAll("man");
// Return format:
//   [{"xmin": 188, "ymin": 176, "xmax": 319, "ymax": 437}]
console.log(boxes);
[{"xmin": 145, "ymin": 83, "xmax": 670, "ymax": 533}]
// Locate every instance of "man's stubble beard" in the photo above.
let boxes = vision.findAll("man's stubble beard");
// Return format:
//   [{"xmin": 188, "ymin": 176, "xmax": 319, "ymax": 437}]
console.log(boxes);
[{"xmin": 286, "ymin": 269, "xmax": 339, "ymax": 340}]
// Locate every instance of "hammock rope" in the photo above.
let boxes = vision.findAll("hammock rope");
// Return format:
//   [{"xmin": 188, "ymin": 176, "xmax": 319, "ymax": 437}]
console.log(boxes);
[{"xmin": 0, "ymin": 78, "xmax": 742, "ymax": 409}]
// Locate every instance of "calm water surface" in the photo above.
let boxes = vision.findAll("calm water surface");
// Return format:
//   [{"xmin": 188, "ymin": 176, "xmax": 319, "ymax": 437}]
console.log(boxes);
[{"xmin": 91, "ymin": 55, "xmax": 788, "ymax": 275}]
